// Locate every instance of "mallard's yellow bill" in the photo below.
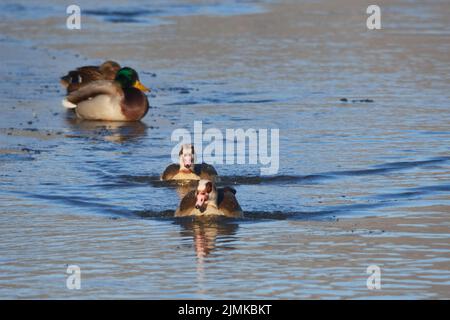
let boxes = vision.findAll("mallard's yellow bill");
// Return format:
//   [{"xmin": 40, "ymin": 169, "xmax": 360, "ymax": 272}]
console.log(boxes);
[{"xmin": 134, "ymin": 80, "xmax": 150, "ymax": 92}]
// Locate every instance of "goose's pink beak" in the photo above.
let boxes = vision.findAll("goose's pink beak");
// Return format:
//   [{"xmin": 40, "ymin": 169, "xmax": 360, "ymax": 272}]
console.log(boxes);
[{"xmin": 195, "ymin": 192, "xmax": 208, "ymax": 209}]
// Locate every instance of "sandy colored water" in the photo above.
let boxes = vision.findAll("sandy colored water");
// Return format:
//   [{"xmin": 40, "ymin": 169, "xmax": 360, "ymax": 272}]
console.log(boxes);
[{"xmin": 0, "ymin": 0, "xmax": 449, "ymax": 299}]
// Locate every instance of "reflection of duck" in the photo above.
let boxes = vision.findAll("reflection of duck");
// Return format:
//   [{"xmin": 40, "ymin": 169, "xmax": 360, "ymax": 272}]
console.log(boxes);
[
  {"xmin": 161, "ymin": 144, "xmax": 218, "ymax": 182},
  {"xmin": 60, "ymin": 61, "xmax": 121, "ymax": 94},
  {"xmin": 62, "ymin": 67, "xmax": 150, "ymax": 121},
  {"xmin": 177, "ymin": 217, "xmax": 239, "ymax": 257},
  {"xmin": 175, "ymin": 179, "xmax": 243, "ymax": 218},
  {"xmin": 65, "ymin": 118, "xmax": 148, "ymax": 142}
]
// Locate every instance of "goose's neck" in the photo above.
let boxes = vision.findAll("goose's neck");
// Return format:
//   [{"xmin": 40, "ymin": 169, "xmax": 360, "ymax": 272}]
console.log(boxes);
[{"xmin": 207, "ymin": 189, "xmax": 218, "ymax": 208}]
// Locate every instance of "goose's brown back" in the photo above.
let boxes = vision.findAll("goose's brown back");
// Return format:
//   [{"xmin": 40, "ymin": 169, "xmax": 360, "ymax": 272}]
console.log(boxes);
[
  {"xmin": 194, "ymin": 163, "xmax": 218, "ymax": 181},
  {"xmin": 161, "ymin": 164, "xmax": 181, "ymax": 181}
]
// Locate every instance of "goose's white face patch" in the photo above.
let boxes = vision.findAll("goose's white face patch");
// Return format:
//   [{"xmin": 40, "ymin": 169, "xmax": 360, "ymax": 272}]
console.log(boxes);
[
  {"xmin": 195, "ymin": 180, "xmax": 213, "ymax": 210},
  {"xmin": 182, "ymin": 153, "xmax": 193, "ymax": 168},
  {"xmin": 197, "ymin": 179, "xmax": 211, "ymax": 191},
  {"xmin": 180, "ymin": 144, "xmax": 195, "ymax": 170}
]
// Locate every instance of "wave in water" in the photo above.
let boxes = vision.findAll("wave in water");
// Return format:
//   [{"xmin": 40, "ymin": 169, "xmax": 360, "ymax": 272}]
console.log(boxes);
[{"xmin": 114, "ymin": 156, "xmax": 450, "ymax": 187}]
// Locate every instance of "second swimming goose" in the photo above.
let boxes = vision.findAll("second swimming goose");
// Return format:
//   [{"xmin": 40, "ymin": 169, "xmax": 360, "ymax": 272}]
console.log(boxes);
[{"xmin": 161, "ymin": 144, "xmax": 218, "ymax": 182}]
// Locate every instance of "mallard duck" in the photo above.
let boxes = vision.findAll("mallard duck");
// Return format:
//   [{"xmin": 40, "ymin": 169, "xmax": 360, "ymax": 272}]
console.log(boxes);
[
  {"xmin": 161, "ymin": 144, "xmax": 218, "ymax": 182},
  {"xmin": 60, "ymin": 61, "xmax": 121, "ymax": 94},
  {"xmin": 175, "ymin": 179, "xmax": 243, "ymax": 218},
  {"xmin": 62, "ymin": 67, "xmax": 150, "ymax": 121}
]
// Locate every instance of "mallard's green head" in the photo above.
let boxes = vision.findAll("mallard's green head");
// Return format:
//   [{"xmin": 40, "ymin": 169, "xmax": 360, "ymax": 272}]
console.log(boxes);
[{"xmin": 115, "ymin": 67, "xmax": 150, "ymax": 92}]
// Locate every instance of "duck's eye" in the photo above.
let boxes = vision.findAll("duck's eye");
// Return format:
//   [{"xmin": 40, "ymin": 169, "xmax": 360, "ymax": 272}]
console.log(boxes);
[{"xmin": 70, "ymin": 75, "xmax": 82, "ymax": 84}]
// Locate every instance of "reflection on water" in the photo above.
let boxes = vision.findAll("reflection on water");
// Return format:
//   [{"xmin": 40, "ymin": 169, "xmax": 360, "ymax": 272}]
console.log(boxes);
[
  {"xmin": 177, "ymin": 217, "xmax": 239, "ymax": 258},
  {"xmin": 64, "ymin": 116, "xmax": 148, "ymax": 143},
  {"xmin": 176, "ymin": 217, "xmax": 239, "ymax": 297}
]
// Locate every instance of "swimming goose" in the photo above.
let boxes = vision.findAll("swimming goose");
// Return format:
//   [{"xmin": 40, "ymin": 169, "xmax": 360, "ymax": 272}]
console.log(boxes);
[
  {"xmin": 161, "ymin": 144, "xmax": 218, "ymax": 182},
  {"xmin": 175, "ymin": 179, "xmax": 243, "ymax": 218},
  {"xmin": 62, "ymin": 67, "xmax": 150, "ymax": 121},
  {"xmin": 60, "ymin": 61, "xmax": 121, "ymax": 94}
]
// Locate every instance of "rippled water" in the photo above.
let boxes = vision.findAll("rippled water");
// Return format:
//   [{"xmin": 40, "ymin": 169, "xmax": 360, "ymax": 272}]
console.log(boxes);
[{"xmin": 0, "ymin": 0, "xmax": 449, "ymax": 299}]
